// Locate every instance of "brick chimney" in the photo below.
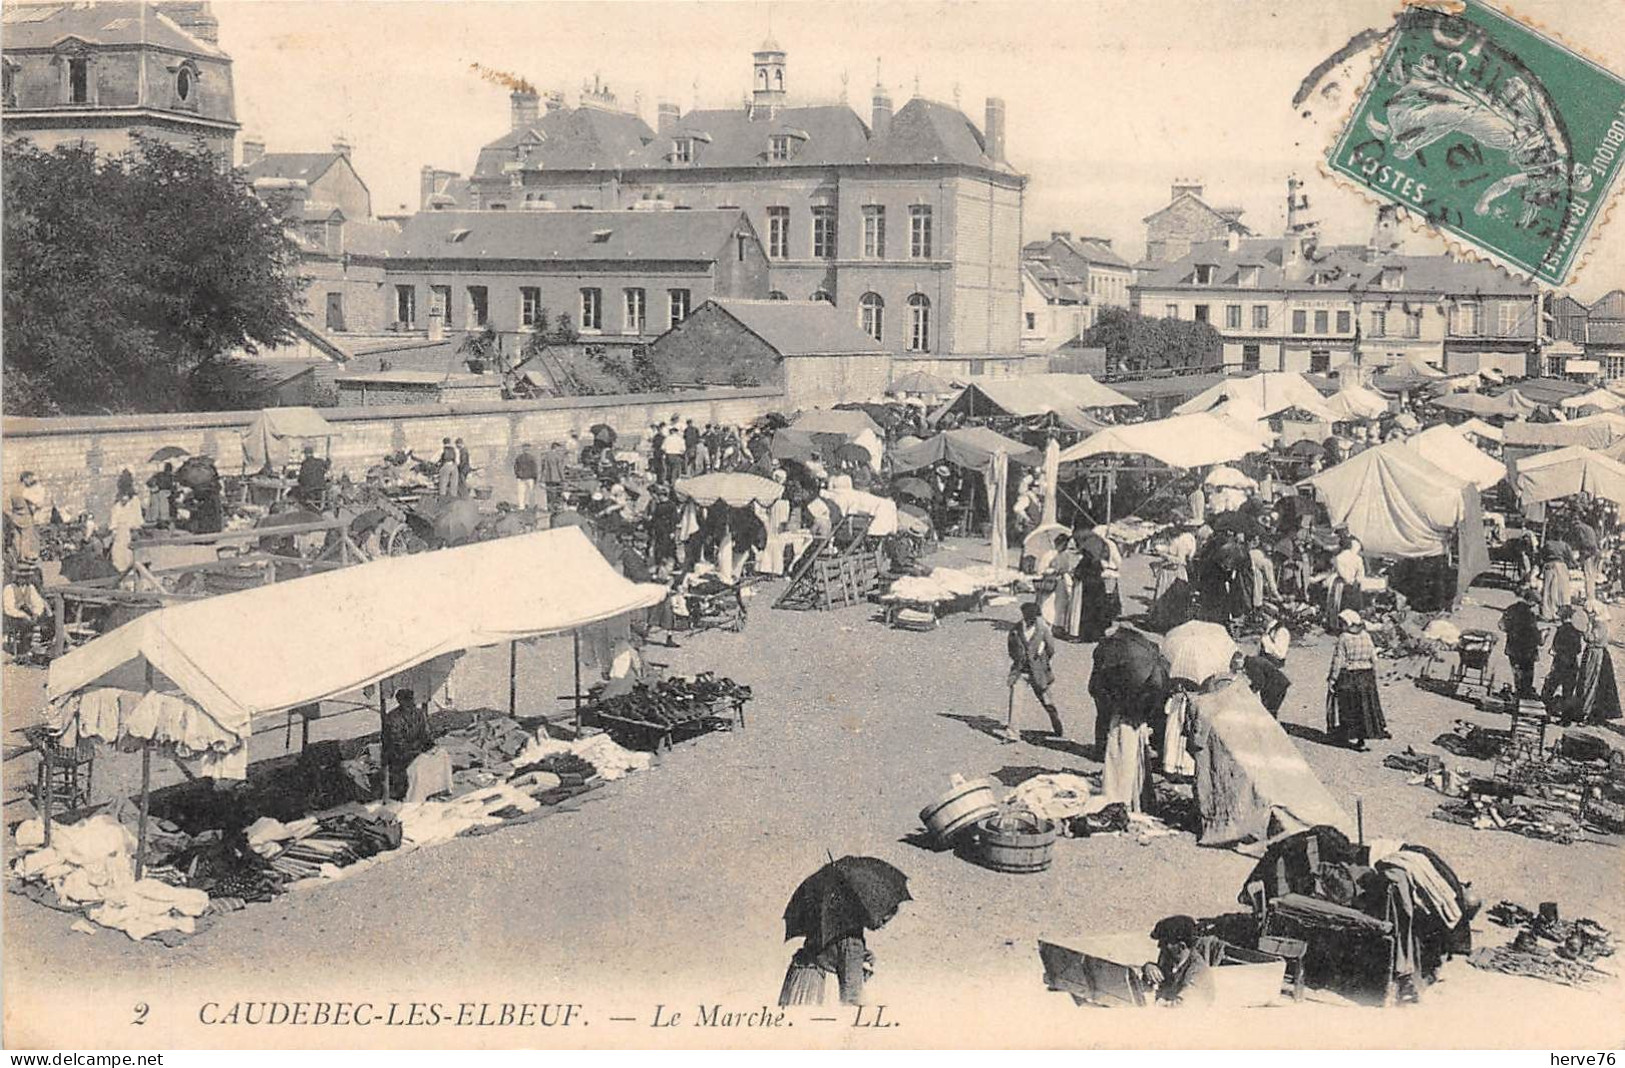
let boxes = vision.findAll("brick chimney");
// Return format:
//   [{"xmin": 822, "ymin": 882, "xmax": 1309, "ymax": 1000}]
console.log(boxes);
[
  {"xmin": 984, "ymin": 97, "xmax": 1006, "ymax": 164},
  {"xmin": 657, "ymin": 101, "xmax": 681, "ymax": 135},
  {"xmin": 241, "ymin": 135, "xmax": 265, "ymax": 167},
  {"xmin": 331, "ymin": 137, "xmax": 352, "ymax": 160},
  {"xmin": 872, "ymin": 82, "xmax": 893, "ymax": 139},
  {"xmin": 1051, "ymin": 230, "xmax": 1072, "ymax": 244},
  {"xmin": 511, "ymin": 88, "xmax": 540, "ymax": 130},
  {"xmin": 419, "ymin": 165, "xmax": 436, "ymax": 210},
  {"xmin": 1171, "ymin": 179, "xmax": 1204, "ymax": 201},
  {"xmin": 544, "ymin": 90, "xmax": 565, "ymax": 113}
]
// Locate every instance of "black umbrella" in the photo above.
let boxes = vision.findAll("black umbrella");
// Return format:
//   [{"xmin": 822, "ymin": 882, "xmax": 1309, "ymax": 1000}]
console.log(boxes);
[
  {"xmin": 1090, "ymin": 627, "xmax": 1169, "ymax": 700},
  {"xmin": 1073, "ymin": 530, "xmax": 1109, "ymax": 564},
  {"xmin": 836, "ymin": 442, "xmax": 874, "ymax": 467},
  {"xmin": 148, "ymin": 445, "xmax": 189, "ymax": 463},
  {"xmin": 349, "ymin": 508, "xmax": 392, "ymax": 537},
  {"xmin": 784, "ymin": 856, "xmax": 911, "ymax": 949},
  {"xmin": 893, "ymin": 477, "xmax": 933, "ymax": 502},
  {"xmin": 1208, "ymin": 510, "xmax": 1262, "ymax": 538},
  {"xmin": 590, "ymin": 424, "xmax": 617, "ymax": 445},
  {"xmin": 1286, "ymin": 440, "xmax": 1323, "ymax": 458}
]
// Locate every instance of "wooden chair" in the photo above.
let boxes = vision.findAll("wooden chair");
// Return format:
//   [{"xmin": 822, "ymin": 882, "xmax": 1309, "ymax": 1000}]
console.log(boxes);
[{"xmin": 23, "ymin": 725, "xmax": 96, "ymax": 819}]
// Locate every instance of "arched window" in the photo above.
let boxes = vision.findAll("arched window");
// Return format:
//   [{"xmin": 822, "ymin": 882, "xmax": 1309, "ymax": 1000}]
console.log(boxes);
[
  {"xmin": 908, "ymin": 293, "xmax": 931, "ymax": 352},
  {"xmin": 758, "ymin": 69, "xmax": 769, "ymax": 88},
  {"xmin": 811, "ymin": 290, "xmax": 832, "ymax": 304},
  {"xmin": 860, "ymin": 293, "xmax": 884, "ymax": 342},
  {"xmin": 774, "ymin": 69, "xmax": 784, "ymax": 90},
  {"xmin": 768, "ymin": 290, "xmax": 788, "ymax": 301}
]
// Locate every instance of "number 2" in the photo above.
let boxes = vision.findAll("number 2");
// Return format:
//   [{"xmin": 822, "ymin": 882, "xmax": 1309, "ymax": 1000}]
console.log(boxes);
[{"xmin": 132, "ymin": 1003, "xmax": 149, "ymax": 1025}]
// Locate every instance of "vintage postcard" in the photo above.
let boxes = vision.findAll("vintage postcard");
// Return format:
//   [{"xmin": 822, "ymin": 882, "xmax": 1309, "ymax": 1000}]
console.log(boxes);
[{"xmin": 3, "ymin": 0, "xmax": 1625, "ymax": 1055}]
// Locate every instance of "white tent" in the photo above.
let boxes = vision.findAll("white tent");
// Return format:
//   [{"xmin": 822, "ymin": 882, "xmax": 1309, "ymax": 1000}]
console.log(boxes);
[
  {"xmin": 1455, "ymin": 418, "xmax": 1504, "ymax": 444},
  {"xmin": 241, "ymin": 407, "xmax": 338, "ymax": 471},
  {"xmin": 1174, "ymin": 372, "xmax": 1338, "ymax": 422},
  {"xmin": 1323, "ymin": 384, "xmax": 1390, "ymax": 421},
  {"xmin": 1405, "ymin": 425, "xmax": 1506, "ymax": 490},
  {"xmin": 1560, "ymin": 388, "xmax": 1625, "ymax": 413},
  {"xmin": 1515, "ymin": 446, "xmax": 1625, "ymax": 507},
  {"xmin": 47, "ymin": 527, "xmax": 668, "ymax": 748},
  {"xmin": 1057, "ymin": 412, "xmax": 1267, "ymax": 468}
]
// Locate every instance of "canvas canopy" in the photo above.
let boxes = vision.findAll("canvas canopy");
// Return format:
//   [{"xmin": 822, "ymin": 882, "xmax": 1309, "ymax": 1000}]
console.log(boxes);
[
  {"xmin": 1404, "ymin": 425, "xmax": 1506, "ymax": 490},
  {"xmin": 1056, "ymin": 412, "xmax": 1266, "ymax": 469},
  {"xmin": 1305, "ymin": 441, "xmax": 1492, "ymax": 592},
  {"xmin": 241, "ymin": 406, "xmax": 338, "ymax": 471},
  {"xmin": 1560, "ymin": 388, "xmax": 1625, "ymax": 412},
  {"xmin": 1323, "ymin": 385, "xmax": 1390, "ymax": 421},
  {"xmin": 46, "ymin": 527, "xmax": 668, "ymax": 749},
  {"xmin": 936, "ymin": 374, "xmax": 1135, "ymax": 432},
  {"xmin": 1515, "ymin": 446, "xmax": 1625, "ymax": 507},
  {"xmin": 1502, "ymin": 415, "xmax": 1625, "ymax": 451},
  {"xmin": 1455, "ymin": 417, "xmax": 1504, "ymax": 443},
  {"xmin": 890, "ymin": 427, "xmax": 1043, "ymax": 473},
  {"xmin": 792, "ymin": 408, "xmax": 882, "ymax": 438},
  {"xmin": 1433, "ymin": 390, "xmax": 1540, "ymax": 419},
  {"xmin": 1174, "ymin": 372, "xmax": 1337, "ymax": 422}
]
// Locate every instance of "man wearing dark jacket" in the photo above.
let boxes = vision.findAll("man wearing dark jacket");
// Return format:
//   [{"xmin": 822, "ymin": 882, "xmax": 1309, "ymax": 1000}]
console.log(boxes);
[
  {"xmin": 513, "ymin": 443, "xmax": 539, "ymax": 511},
  {"xmin": 1007, "ymin": 602, "xmax": 1064, "ymax": 739},
  {"xmin": 1500, "ymin": 587, "xmax": 1542, "ymax": 697}
]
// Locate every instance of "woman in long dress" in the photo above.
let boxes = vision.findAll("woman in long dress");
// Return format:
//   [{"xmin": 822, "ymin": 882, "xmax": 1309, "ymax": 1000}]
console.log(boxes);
[
  {"xmin": 1540, "ymin": 547, "xmax": 1573, "ymax": 621},
  {"xmin": 1033, "ymin": 533, "xmax": 1066, "ymax": 632},
  {"xmin": 1326, "ymin": 609, "xmax": 1389, "ymax": 750},
  {"xmin": 108, "ymin": 470, "xmax": 145, "ymax": 574},
  {"xmin": 1324, "ymin": 535, "xmax": 1366, "ymax": 630},
  {"xmin": 1576, "ymin": 609, "xmax": 1623, "ymax": 724},
  {"xmin": 780, "ymin": 933, "xmax": 873, "ymax": 1006}
]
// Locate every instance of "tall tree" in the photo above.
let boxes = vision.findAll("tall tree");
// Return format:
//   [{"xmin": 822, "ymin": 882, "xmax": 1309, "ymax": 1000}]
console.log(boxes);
[
  {"xmin": 1077, "ymin": 306, "xmax": 1223, "ymax": 375},
  {"xmin": 3, "ymin": 136, "xmax": 304, "ymax": 415}
]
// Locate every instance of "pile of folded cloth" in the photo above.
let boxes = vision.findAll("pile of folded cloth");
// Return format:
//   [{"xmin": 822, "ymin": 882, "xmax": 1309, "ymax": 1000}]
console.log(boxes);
[
  {"xmin": 385, "ymin": 783, "xmax": 541, "ymax": 848},
  {"xmin": 509, "ymin": 731, "xmax": 652, "ymax": 783},
  {"xmin": 10, "ymin": 815, "xmax": 210, "ymax": 941},
  {"xmin": 243, "ymin": 811, "xmax": 403, "ymax": 882}
]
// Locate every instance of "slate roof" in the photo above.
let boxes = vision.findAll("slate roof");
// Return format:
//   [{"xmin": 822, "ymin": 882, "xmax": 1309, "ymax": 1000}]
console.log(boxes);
[
  {"xmin": 1025, "ymin": 234, "xmax": 1131, "ymax": 272},
  {"xmin": 472, "ymin": 96, "xmax": 1018, "ymax": 179},
  {"xmin": 1023, "ymin": 263, "xmax": 1086, "ymax": 304},
  {"xmin": 244, "ymin": 152, "xmax": 347, "ymax": 184},
  {"xmin": 708, "ymin": 299, "xmax": 891, "ymax": 356},
  {"xmin": 376, "ymin": 209, "xmax": 750, "ymax": 263},
  {"xmin": 1136, "ymin": 238, "xmax": 1536, "ymax": 296},
  {"xmin": 1, "ymin": 1, "xmax": 224, "ymax": 57},
  {"xmin": 1142, "ymin": 190, "xmax": 1251, "ymax": 233}
]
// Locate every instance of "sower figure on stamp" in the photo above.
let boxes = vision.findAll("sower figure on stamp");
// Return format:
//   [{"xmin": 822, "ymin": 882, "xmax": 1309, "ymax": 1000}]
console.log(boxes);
[{"xmin": 1007, "ymin": 601, "xmax": 1064, "ymax": 741}]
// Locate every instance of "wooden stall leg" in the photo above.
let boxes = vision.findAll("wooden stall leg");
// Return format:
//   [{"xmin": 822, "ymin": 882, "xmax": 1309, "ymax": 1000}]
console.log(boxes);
[
  {"xmin": 509, "ymin": 641, "xmax": 518, "ymax": 719},
  {"xmin": 135, "ymin": 743, "xmax": 152, "ymax": 880},
  {"xmin": 379, "ymin": 686, "xmax": 391, "ymax": 802},
  {"xmin": 572, "ymin": 631, "xmax": 584, "ymax": 737}
]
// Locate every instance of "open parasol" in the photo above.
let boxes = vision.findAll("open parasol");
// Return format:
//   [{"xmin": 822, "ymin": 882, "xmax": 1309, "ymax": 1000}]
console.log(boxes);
[
  {"xmin": 675, "ymin": 472, "xmax": 783, "ymax": 508},
  {"xmin": 589, "ymin": 424, "xmax": 617, "ymax": 445},
  {"xmin": 1204, "ymin": 466, "xmax": 1256, "ymax": 489},
  {"xmin": 1164, "ymin": 620, "xmax": 1240, "ymax": 686},
  {"xmin": 836, "ymin": 441, "xmax": 874, "ymax": 467},
  {"xmin": 889, "ymin": 369, "xmax": 950, "ymax": 396},
  {"xmin": 148, "ymin": 445, "xmax": 189, "ymax": 463},
  {"xmin": 784, "ymin": 855, "xmax": 911, "ymax": 949}
]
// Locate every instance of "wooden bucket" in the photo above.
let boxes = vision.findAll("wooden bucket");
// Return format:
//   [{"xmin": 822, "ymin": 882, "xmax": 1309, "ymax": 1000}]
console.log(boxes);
[
  {"xmin": 919, "ymin": 776, "xmax": 1000, "ymax": 845},
  {"xmin": 977, "ymin": 812, "xmax": 1057, "ymax": 873}
]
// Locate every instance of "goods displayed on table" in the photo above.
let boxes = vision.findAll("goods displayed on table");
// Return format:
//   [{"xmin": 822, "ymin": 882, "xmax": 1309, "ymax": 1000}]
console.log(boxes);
[
  {"xmin": 588, "ymin": 673, "xmax": 752, "ymax": 750},
  {"xmin": 1472, "ymin": 902, "xmax": 1616, "ymax": 987}
]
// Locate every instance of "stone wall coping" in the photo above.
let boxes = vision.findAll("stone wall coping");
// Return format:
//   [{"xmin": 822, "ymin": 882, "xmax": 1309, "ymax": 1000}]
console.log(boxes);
[{"xmin": 2, "ymin": 386, "xmax": 786, "ymax": 438}]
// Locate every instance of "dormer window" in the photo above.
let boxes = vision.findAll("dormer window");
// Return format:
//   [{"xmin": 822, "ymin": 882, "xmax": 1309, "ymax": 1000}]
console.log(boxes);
[
  {"xmin": 176, "ymin": 67, "xmax": 192, "ymax": 101},
  {"xmin": 768, "ymin": 135, "xmax": 790, "ymax": 162},
  {"xmin": 1239, "ymin": 265, "xmax": 1261, "ymax": 289},
  {"xmin": 673, "ymin": 138, "xmax": 693, "ymax": 164},
  {"xmin": 168, "ymin": 59, "xmax": 201, "ymax": 109},
  {"xmin": 447, "ymin": 228, "xmax": 471, "ymax": 243},
  {"xmin": 1382, "ymin": 267, "xmax": 1406, "ymax": 290},
  {"xmin": 1194, "ymin": 264, "xmax": 1217, "ymax": 285}
]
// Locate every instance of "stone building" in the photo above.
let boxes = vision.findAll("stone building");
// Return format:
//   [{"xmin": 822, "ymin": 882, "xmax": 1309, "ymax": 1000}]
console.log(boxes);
[
  {"xmin": 1, "ymin": 1, "xmax": 237, "ymax": 162},
  {"xmin": 459, "ymin": 42, "xmax": 1026, "ymax": 368},
  {"xmin": 365, "ymin": 209, "xmax": 770, "ymax": 354},
  {"xmin": 1133, "ymin": 229, "xmax": 1542, "ymax": 377},
  {"xmin": 1544, "ymin": 289, "xmax": 1625, "ymax": 381},
  {"xmin": 1019, "ymin": 230, "xmax": 1134, "ymax": 351},
  {"xmin": 1141, "ymin": 180, "xmax": 1250, "ymax": 266}
]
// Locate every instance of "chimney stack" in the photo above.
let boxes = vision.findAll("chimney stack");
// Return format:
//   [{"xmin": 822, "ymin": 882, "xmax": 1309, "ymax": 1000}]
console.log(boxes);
[
  {"xmin": 871, "ymin": 82, "xmax": 893, "ymax": 139},
  {"xmin": 544, "ymin": 90, "xmax": 565, "ymax": 113},
  {"xmin": 241, "ymin": 135, "xmax": 265, "ymax": 167},
  {"xmin": 331, "ymin": 137, "xmax": 352, "ymax": 160},
  {"xmin": 420, "ymin": 165, "xmax": 436, "ymax": 211},
  {"xmin": 510, "ymin": 87, "xmax": 540, "ymax": 130},
  {"xmin": 657, "ymin": 102, "xmax": 681, "ymax": 135},
  {"xmin": 1052, "ymin": 230, "xmax": 1072, "ymax": 244},
  {"xmin": 984, "ymin": 97, "xmax": 1006, "ymax": 164},
  {"xmin": 1171, "ymin": 179, "xmax": 1204, "ymax": 201}
]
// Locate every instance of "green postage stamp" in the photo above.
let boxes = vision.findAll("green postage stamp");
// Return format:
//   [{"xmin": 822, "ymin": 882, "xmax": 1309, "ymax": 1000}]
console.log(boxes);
[{"xmin": 1329, "ymin": 0, "xmax": 1625, "ymax": 286}]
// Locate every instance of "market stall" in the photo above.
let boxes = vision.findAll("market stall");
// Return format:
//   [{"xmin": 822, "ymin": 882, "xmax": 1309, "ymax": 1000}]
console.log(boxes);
[
  {"xmin": 1514, "ymin": 446, "xmax": 1625, "ymax": 507},
  {"xmin": 1174, "ymin": 371, "xmax": 1339, "ymax": 424},
  {"xmin": 43, "ymin": 527, "xmax": 670, "ymax": 859},
  {"xmin": 1055, "ymin": 412, "xmax": 1271, "ymax": 523},
  {"xmin": 240, "ymin": 407, "xmax": 340, "ymax": 506},
  {"xmin": 1404, "ymin": 425, "xmax": 1507, "ymax": 491},
  {"xmin": 933, "ymin": 374, "xmax": 1137, "ymax": 436},
  {"xmin": 1303, "ymin": 441, "xmax": 1492, "ymax": 606}
]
